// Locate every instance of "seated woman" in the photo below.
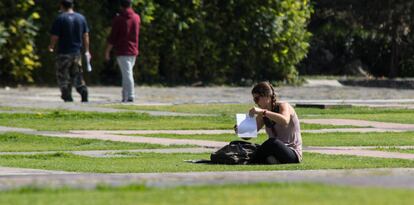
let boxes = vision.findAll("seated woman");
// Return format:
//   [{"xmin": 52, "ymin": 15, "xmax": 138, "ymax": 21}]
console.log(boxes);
[{"xmin": 237, "ymin": 81, "xmax": 302, "ymax": 164}]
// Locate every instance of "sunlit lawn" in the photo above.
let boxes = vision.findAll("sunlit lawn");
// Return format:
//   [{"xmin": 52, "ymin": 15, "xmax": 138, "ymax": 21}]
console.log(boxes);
[
  {"xmin": 0, "ymin": 133, "xmax": 191, "ymax": 152},
  {"xmin": 108, "ymin": 104, "xmax": 414, "ymax": 124},
  {"xmin": 0, "ymin": 183, "xmax": 413, "ymax": 205},
  {"xmin": 0, "ymin": 111, "xmax": 359, "ymax": 131},
  {"xmin": 0, "ymin": 152, "xmax": 412, "ymax": 173},
  {"xmin": 134, "ymin": 131, "xmax": 414, "ymax": 147}
]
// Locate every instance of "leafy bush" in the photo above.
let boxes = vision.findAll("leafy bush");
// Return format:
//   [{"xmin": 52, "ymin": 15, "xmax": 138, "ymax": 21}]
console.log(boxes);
[
  {"xmin": 17, "ymin": 0, "xmax": 312, "ymax": 85},
  {"xmin": 134, "ymin": 0, "xmax": 312, "ymax": 85},
  {"xmin": 0, "ymin": 0, "xmax": 40, "ymax": 84},
  {"xmin": 301, "ymin": 0, "xmax": 414, "ymax": 78}
]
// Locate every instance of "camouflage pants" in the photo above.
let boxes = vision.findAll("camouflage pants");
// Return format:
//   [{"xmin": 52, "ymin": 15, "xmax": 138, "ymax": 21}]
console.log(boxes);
[
  {"xmin": 55, "ymin": 54, "xmax": 86, "ymax": 89},
  {"xmin": 55, "ymin": 54, "xmax": 88, "ymax": 102}
]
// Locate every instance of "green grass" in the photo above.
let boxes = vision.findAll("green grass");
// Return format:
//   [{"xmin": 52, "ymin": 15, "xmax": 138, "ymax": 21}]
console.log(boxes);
[
  {"xmin": 0, "ymin": 183, "xmax": 413, "ymax": 205},
  {"xmin": 375, "ymin": 148, "xmax": 414, "ymax": 154},
  {"xmin": 135, "ymin": 133, "xmax": 268, "ymax": 144},
  {"xmin": 0, "ymin": 111, "xmax": 358, "ymax": 131},
  {"xmin": 0, "ymin": 106, "xmax": 51, "ymax": 113},
  {"xmin": 298, "ymin": 107, "xmax": 414, "ymax": 124},
  {"xmin": 303, "ymin": 132, "xmax": 414, "ymax": 146},
  {"xmin": 0, "ymin": 152, "xmax": 412, "ymax": 173},
  {"xmin": 108, "ymin": 104, "xmax": 414, "ymax": 124},
  {"xmin": 0, "ymin": 133, "xmax": 191, "ymax": 152},
  {"xmin": 0, "ymin": 111, "xmax": 232, "ymax": 131},
  {"xmin": 302, "ymin": 124, "xmax": 364, "ymax": 129},
  {"xmin": 304, "ymin": 112, "xmax": 414, "ymax": 124},
  {"xmin": 106, "ymin": 103, "xmax": 252, "ymax": 115},
  {"xmin": 136, "ymin": 131, "xmax": 414, "ymax": 147}
]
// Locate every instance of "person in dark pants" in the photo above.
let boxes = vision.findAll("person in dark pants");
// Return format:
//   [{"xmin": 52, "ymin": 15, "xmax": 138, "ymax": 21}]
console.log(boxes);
[
  {"xmin": 48, "ymin": 0, "xmax": 90, "ymax": 102},
  {"xmin": 235, "ymin": 82, "xmax": 303, "ymax": 164}
]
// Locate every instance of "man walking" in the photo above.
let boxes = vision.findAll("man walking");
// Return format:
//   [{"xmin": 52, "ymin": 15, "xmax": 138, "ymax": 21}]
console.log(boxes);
[
  {"xmin": 105, "ymin": 0, "xmax": 141, "ymax": 102},
  {"xmin": 48, "ymin": 0, "xmax": 90, "ymax": 102}
]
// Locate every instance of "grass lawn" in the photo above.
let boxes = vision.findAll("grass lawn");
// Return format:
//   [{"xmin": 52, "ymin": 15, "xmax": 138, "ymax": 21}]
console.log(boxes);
[
  {"xmin": 0, "ymin": 133, "xmax": 191, "ymax": 152},
  {"xmin": 304, "ymin": 132, "xmax": 414, "ymax": 146},
  {"xmin": 0, "ymin": 106, "xmax": 47, "ymax": 112},
  {"xmin": 0, "ymin": 183, "xmax": 413, "ymax": 205},
  {"xmin": 135, "ymin": 131, "xmax": 414, "ymax": 147},
  {"xmin": 0, "ymin": 111, "xmax": 358, "ymax": 131},
  {"xmin": 108, "ymin": 104, "xmax": 414, "ymax": 124},
  {"xmin": 106, "ymin": 103, "xmax": 252, "ymax": 115},
  {"xmin": 0, "ymin": 112, "xmax": 231, "ymax": 131},
  {"xmin": 0, "ymin": 152, "xmax": 412, "ymax": 173}
]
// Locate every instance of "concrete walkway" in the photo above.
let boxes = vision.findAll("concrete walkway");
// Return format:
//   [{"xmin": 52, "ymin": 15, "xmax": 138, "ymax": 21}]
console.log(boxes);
[
  {"xmin": 1, "ymin": 86, "xmax": 414, "ymax": 112},
  {"xmin": 0, "ymin": 167, "xmax": 70, "ymax": 176},
  {"xmin": 0, "ymin": 168, "xmax": 413, "ymax": 190},
  {"xmin": 0, "ymin": 126, "xmax": 35, "ymax": 133},
  {"xmin": 36, "ymin": 131, "xmax": 228, "ymax": 148}
]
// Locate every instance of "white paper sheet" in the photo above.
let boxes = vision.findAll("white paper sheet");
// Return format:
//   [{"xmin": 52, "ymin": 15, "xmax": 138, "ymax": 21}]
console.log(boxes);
[
  {"xmin": 236, "ymin": 114, "xmax": 257, "ymax": 138},
  {"xmin": 85, "ymin": 53, "xmax": 92, "ymax": 72}
]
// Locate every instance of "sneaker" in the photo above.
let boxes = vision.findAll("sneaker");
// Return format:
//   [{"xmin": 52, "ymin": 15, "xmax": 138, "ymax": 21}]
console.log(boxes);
[
  {"xmin": 76, "ymin": 86, "xmax": 88, "ymax": 102},
  {"xmin": 81, "ymin": 93, "xmax": 88, "ymax": 102},
  {"xmin": 122, "ymin": 98, "xmax": 134, "ymax": 103}
]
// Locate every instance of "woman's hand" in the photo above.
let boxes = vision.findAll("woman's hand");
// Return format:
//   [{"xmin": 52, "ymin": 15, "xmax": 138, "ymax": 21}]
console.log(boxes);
[
  {"xmin": 249, "ymin": 107, "xmax": 264, "ymax": 117},
  {"xmin": 235, "ymin": 125, "xmax": 250, "ymax": 140}
]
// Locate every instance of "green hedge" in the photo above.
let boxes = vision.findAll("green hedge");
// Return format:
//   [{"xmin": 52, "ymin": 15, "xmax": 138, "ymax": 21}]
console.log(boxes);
[
  {"xmin": 2, "ymin": 0, "xmax": 312, "ymax": 85},
  {"xmin": 0, "ymin": 0, "xmax": 40, "ymax": 84},
  {"xmin": 301, "ymin": 0, "xmax": 414, "ymax": 77},
  {"xmin": 134, "ymin": 0, "xmax": 312, "ymax": 85}
]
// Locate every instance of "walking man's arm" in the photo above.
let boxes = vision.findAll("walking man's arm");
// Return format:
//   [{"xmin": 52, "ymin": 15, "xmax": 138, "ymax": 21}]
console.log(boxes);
[{"xmin": 48, "ymin": 35, "xmax": 59, "ymax": 52}]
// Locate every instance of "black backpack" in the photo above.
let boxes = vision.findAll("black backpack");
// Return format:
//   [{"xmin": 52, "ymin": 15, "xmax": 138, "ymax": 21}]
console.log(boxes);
[{"xmin": 210, "ymin": 140, "xmax": 260, "ymax": 165}]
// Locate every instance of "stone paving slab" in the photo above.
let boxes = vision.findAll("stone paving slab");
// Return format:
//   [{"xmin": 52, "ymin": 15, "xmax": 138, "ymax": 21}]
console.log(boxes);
[
  {"xmin": 0, "ymin": 126, "xmax": 35, "ymax": 133},
  {"xmin": 0, "ymin": 167, "xmax": 71, "ymax": 176},
  {"xmin": 2, "ymin": 86, "xmax": 414, "ymax": 112},
  {"xmin": 37, "ymin": 132, "xmax": 228, "ymax": 148},
  {"xmin": 0, "ymin": 168, "xmax": 413, "ymax": 190}
]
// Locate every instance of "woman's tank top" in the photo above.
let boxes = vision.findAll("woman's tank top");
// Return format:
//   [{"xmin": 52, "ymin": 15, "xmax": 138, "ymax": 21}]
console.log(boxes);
[{"xmin": 263, "ymin": 104, "xmax": 303, "ymax": 162}]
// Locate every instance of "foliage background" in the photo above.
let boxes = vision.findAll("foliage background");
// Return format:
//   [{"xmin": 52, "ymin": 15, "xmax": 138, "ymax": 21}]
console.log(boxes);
[
  {"xmin": 1, "ymin": 0, "xmax": 312, "ymax": 86},
  {"xmin": 3, "ymin": 0, "xmax": 413, "ymax": 86},
  {"xmin": 299, "ymin": 0, "xmax": 414, "ymax": 78},
  {"xmin": 0, "ymin": 0, "xmax": 40, "ymax": 84}
]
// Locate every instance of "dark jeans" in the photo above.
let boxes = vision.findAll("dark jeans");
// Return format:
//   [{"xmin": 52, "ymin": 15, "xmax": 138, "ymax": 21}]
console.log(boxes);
[{"xmin": 253, "ymin": 138, "xmax": 299, "ymax": 164}]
